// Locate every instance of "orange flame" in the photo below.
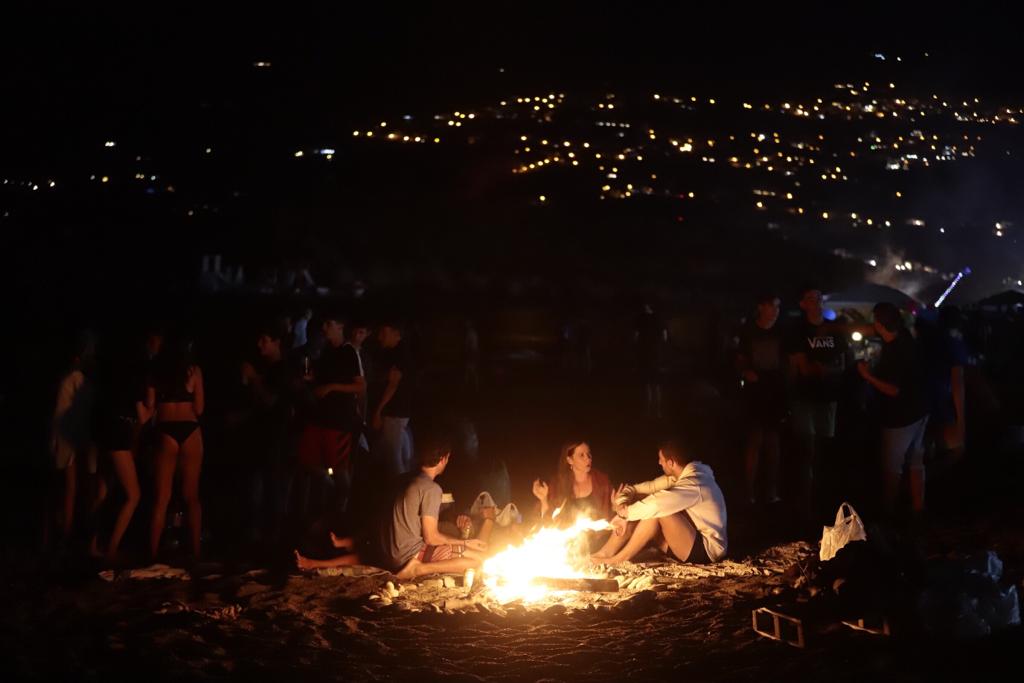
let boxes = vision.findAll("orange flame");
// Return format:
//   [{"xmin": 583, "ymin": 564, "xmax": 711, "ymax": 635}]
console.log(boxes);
[{"xmin": 482, "ymin": 514, "xmax": 611, "ymax": 603}]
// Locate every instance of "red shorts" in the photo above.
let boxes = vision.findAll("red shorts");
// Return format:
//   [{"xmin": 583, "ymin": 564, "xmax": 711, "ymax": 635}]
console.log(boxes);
[
  {"xmin": 417, "ymin": 544, "xmax": 456, "ymax": 563},
  {"xmin": 297, "ymin": 424, "xmax": 352, "ymax": 471}
]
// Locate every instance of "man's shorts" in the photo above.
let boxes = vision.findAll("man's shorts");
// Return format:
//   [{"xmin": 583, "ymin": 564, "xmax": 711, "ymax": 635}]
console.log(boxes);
[
  {"xmin": 881, "ymin": 416, "xmax": 929, "ymax": 475},
  {"xmin": 670, "ymin": 537, "xmax": 711, "ymax": 564},
  {"xmin": 297, "ymin": 423, "xmax": 352, "ymax": 471},
  {"xmin": 416, "ymin": 544, "xmax": 460, "ymax": 563},
  {"xmin": 791, "ymin": 401, "xmax": 837, "ymax": 438},
  {"xmin": 667, "ymin": 510, "xmax": 713, "ymax": 564}
]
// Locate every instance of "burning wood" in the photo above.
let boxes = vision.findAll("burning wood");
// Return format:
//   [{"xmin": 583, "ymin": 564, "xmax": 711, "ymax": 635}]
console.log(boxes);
[
  {"xmin": 530, "ymin": 577, "xmax": 619, "ymax": 593},
  {"xmin": 483, "ymin": 575, "xmax": 619, "ymax": 593}
]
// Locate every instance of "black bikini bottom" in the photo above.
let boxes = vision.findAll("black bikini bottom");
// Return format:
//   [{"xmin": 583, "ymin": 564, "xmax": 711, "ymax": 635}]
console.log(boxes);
[{"xmin": 156, "ymin": 421, "xmax": 200, "ymax": 445}]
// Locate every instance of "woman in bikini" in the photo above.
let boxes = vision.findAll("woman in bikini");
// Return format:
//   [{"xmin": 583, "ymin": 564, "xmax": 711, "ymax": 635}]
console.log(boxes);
[
  {"xmin": 94, "ymin": 334, "xmax": 154, "ymax": 561},
  {"xmin": 146, "ymin": 335, "xmax": 205, "ymax": 560}
]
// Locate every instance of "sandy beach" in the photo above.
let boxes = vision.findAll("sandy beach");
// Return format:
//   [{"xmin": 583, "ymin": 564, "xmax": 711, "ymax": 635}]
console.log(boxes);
[{"xmin": 6, "ymin": 519, "xmax": 1021, "ymax": 683}]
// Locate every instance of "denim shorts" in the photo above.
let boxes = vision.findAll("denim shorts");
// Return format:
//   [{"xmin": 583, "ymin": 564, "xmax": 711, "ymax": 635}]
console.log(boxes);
[
  {"xmin": 881, "ymin": 416, "xmax": 929, "ymax": 475},
  {"xmin": 791, "ymin": 401, "xmax": 837, "ymax": 438}
]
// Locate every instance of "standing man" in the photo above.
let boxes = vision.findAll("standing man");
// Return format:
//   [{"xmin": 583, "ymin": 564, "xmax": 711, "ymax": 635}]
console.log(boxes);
[
  {"xmin": 736, "ymin": 292, "xmax": 785, "ymax": 505},
  {"xmin": 785, "ymin": 286, "xmax": 847, "ymax": 519},
  {"xmin": 857, "ymin": 303, "xmax": 929, "ymax": 517},
  {"xmin": 240, "ymin": 321, "xmax": 293, "ymax": 543},
  {"xmin": 297, "ymin": 314, "xmax": 364, "ymax": 514},
  {"xmin": 372, "ymin": 321, "xmax": 414, "ymax": 477},
  {"xmin": 635, "ymin": 303, "xmax": 668, "ymax": 418},
  {"xmin": 343, "ymin": 320, "xmax": 371, "ymax": 422},
  {"xmin": 920, "ymin": 307, "xmax": 968, "ymax": 462}
]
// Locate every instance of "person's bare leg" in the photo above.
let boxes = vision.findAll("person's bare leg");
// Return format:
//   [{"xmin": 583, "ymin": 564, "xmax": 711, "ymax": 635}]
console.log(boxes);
[
  {"xmin": 476, "ymin": 518, "xmax": 495, "ymax": 544},
  {"xmin": 462, "ymin": 548, "xmax": 485, "ymax": 563},
  {"xmin": 397, "ymin": 556, "xmax": 479, "ymax": 579},
  {"xmin": 149, "ymin": 437, "xmax": 178, "ymax": 559},
  {"xmin": 797, "ymin": 433, "xmax": 816, "ymax": 520},
  {"xmin": 656, "ymin": 512, "xmax": 700, "ymax": 562},
  {"xmin": 61, "ymin": 462, "xmax": 77, "ymax": 540},
  {"xmin": 329, "ymin": 532, "xmax": 354, "ymax": 550},
  {"xmin": 294, "ymin": 549, "xmax": 361, "ymax": 571},
  {"xmin": 107, "ymin": 451, "xmax": 141, "ymax": 559},
  {"xmin": 89, "ymin": 471, "xmax": 109, "ymax": 558},
  {"xmin": 744, "ymin": 427, "xmax": 764, "ymax": 502},
  {"xmin": 882, "ymin": 470, "xmax": 901, "ymax": 516},
  {"xmin": 764, "ymin": 430, "xmax": 781, "ymax": 502},
  {"xmin": 592, "ymin": 520, "xmax": 636, "ymax": 559},
  {"xmin": 179, "ymin": 431, "xmax": 204, "ymax": 559},
  {"xmin": 604, "ymin": 518, "xmax": 660, "ymax": 564},
  {"xmin": 908, "ymin": 466, "xmax": 925, "ymax": 514}
]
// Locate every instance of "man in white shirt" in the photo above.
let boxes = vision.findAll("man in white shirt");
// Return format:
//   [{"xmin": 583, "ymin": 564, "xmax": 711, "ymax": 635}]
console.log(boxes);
[{"xmin": 592, "ymin": 439, "xmax": 728, "ymax": 564}]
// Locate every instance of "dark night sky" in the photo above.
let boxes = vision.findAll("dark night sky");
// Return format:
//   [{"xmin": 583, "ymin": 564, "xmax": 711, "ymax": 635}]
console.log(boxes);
[
  {"xmin": 4, "ymin": 5, "xmax": 1024, "ymax": 152},
  {"xmin": 2, "ymin": 4, "xmax": 1024, "ymax": 304}
]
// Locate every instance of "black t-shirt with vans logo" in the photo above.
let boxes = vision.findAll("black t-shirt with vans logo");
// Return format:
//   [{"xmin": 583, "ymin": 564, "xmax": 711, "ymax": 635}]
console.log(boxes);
[{"xmin": 784, "ymin": 319, "xmax": 848, "ymax": 402}]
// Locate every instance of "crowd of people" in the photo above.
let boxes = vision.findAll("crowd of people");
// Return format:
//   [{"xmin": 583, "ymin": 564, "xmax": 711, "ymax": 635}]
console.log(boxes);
[
  {"xmin": 44, "ymin": 312, "xmax": 416, "ymax": 566},
  {"xmin": 41, "ymin": 284, "xmax": 975, "ymax": 580},
  {"xmin": 735, "ymin": 286, "xmax": 969, "ymax": 524}
]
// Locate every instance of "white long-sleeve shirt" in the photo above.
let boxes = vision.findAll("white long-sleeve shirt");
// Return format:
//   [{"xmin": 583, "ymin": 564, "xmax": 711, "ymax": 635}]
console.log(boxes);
[{"xmin": 624, "ymin": 461, "xmax": 728, "ymax": 561}]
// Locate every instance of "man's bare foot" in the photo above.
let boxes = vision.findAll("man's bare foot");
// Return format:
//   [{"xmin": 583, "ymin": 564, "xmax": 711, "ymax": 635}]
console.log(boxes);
[
  {"xmin": 601, "ymin": 554, "xmax": 626, "ymax": 565},
  {"xmin": 330, "ymin": 532, "xmax": 353, "ymax": 550},
  {"xmin": 394, "ymin": 558, "xmax": 421, "ymax": 580},
  {"xmin": 294, "ymin": 549, "xmax": 317, "ymax": 571}
]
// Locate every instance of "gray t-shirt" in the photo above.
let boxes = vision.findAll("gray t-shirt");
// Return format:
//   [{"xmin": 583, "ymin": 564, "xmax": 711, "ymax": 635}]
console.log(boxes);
[{"xmin": 380, "ymin": 472, "xmax": 442, "ymax": 570}]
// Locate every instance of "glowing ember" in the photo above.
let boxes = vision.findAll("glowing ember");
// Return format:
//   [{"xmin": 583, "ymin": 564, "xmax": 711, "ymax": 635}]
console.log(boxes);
[{"xmin": 483, "ymin": 515, "xmax": 612, "ymax": 603}]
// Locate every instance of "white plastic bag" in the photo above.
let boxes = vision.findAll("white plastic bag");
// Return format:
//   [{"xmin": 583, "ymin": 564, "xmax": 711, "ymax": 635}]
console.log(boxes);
[
  {"xmin": 819, "ymin": 502, "xmax": 867, "ymax": 562},
  {"xmin": 470, "ymin": 491, "xmax": 497, "ymax": 516},
  {"xmin": 495, "ymin": 503, "xmax": 522, "ymax": 527}
]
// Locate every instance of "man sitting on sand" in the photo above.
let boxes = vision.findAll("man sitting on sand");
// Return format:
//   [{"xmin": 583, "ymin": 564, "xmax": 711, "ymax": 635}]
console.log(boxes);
[
  {"xmin": 592, "ymin": 438, "xmax": 727, "ymax": 565},
  {"xmin": 382, "ymin": 437, "xmax": 487, "ymax": 579},
  {"xmin": 295, "ymin": 437, "xmax": 487, "ymax": 577},
  {"xmin": 294, "ymin": 532, "xmax": 361, "ymax": 571}
]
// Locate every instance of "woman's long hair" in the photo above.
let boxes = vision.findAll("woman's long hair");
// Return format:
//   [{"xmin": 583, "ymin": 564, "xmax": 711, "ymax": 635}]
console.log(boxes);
[
  {"xmin": 153, "ymin": 333, "xmax": 195, "ymax": 391},
  {"xmin": 553, "ymin": 440, "xmax": 589, "ymax": 509}
]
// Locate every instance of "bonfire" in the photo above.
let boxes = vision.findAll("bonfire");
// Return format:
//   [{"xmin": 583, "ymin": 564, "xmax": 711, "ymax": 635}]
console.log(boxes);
[{"xmin": 482, "ymin": 512, "xmax": 615, "ymax": 603}]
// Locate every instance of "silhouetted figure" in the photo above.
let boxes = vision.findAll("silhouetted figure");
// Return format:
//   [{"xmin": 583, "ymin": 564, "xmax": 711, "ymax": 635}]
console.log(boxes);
[
  {"xmin": 858, "ymin": 303, "xmax": 929, "ymax": 518},
  {"xmin": 635, "ymin": 304, "xmax": 668, "ymax": 418},
  {"xmin": 785, "ymin": 286, "xmax": 847, "ymax": 520},
  {"xmin": 147, "ymin": 334, "xmax": 205, "ymax": 560},
  {"xmin": 736, "ymin": 293, "xmax": 784, "ymax": 505}
]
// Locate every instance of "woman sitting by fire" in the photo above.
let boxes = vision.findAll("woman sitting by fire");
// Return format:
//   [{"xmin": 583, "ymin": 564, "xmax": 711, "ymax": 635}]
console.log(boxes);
[{"xmin": 532, "ymin": 441, "xmax": 613, "ymax": 538}]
